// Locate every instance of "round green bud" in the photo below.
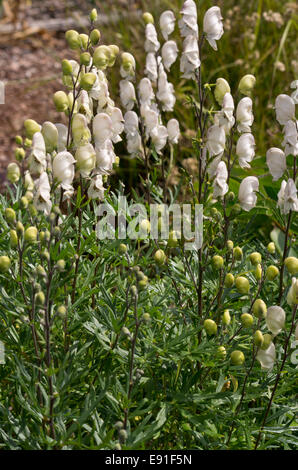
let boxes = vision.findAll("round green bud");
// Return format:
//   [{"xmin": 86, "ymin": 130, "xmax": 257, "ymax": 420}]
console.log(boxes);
[
  {"xmin": 90, "ymin": 29, "xmax": 101, "ymax": 46},
  {"xmin": 132, "ymin": 266, "xmax": 140, "ymax": 272},
  {"xmin": 5, "ymin": 208, "xmax": 16, "ymax": 225},
  {"xmin": 214, "ymin": 77, "xmax": 230, "ymax": 105},
  {"xmin": 24, "ymin": 138, "xmax": 32, "ymax": 147},
  {"xmin": 143, "ymin": 12, "xmax": 154, "ymax": 24},
  {"xmin": 138, "ymin": 277, "xmax": 148, "ymax": 290},
  {"xmin": 53, "ymin": 91, "xmax": 69, "ymax": 112},
  {"xmin": 212, "ymin": 255, "xmax": 224, "ymax": 270},
  {"xmin": 80, "ymin": 73, "xmax": 96, "ymax": 91},
  {"xmin": 114, "ymin": 421, "xmax": 123, "ymax": 431},
  {"xmin": 35, "ymin": 291, "xmax": 45, "ymax": 305},
  {"xmin": 285, "ymin": 257, "xmax": 298, "ymax": 275},
  {"xmin": 227, "ymin": 240, "xmax": 234, "ymax": 251},
  {"xmin": 204, "ymin": 319, "xmax": 217, "ymax": 335},
  {"xmin": 222, "ymin": 309, "xmax": 231, "ymax": 326},
  {"xmin": 79, "ymin": 34, "xmax": 89, "ymax": 50},
  {"xmin": 230, "ymin": 203, "xmax": 242, "ymax": 217},
  {"xmin": 255, "ymin": 263, "xmax": 262, "ymax": 281},
  {"xmin": 15, "ymin": 135, "xmax": 23, "ymax": 145},
  {"xmin": 261, "ymin": 333, "xmax": 272, "ymax": 351},
  {"xmin": 241, "ymin": 313, "xmax": 254, "ymax": 328},
  {"xmin": 65, "ymin": 30, "xmax": 80, "ymax": 50},
  {"xmin": 168, "ymin": 230, "xmax": 179, "ymax": 248},
  {"xmin": 35, "ymin": 265, "xmax": 46, "ymax": 277},
  {"xmin": 267, "ymin": 242, "xmax": 275, "ymax": 254},
  {"xmin": 90, "ymin": 8, "xmax": 98, "ymax": 22},
  {"xmin": 93, "ymin": 45, "xmax": 111, "ymax": 69},
  {"xmin": 41, "ymin": 249, "xmax": 50, "ymax": 261},
  {"xmin": 80, "ymin": 52, "xmax": 91, "ymax": 66},
  {"xmin": 56, "ymin": 259, "xmax": 66, "ymax": 272},
  {"xmin": 130, "ymin": 285, "xmax": 138, "ymax": 297},
  {"xmin": 10, "ymin": 229, "xmax": 18, "ymax": 248},
  {"xmin": 118, "ymin": 429, "xmax": 127, "ymax": 443},
  {"xmin": 252, "ymin": 299, "xmax": 267, "ymax": 318},
  {"xmin": 139, "ymin": 219, "xmax": 151, "ymax": 234},
  {"xmin": 61, "ymin": 59, "xmax": 73, "ymax": 76},
  {"xmin": 57, "ymin": 305, "xmax": 67, "ymax": 317},
  {"xmin": 53, "ymin": 226, "xmax": 60, "ymax": 237},
  {"xmin": 238, "ymin": 74, "xmax": 256, "ymax": 96},
  {"xmin": 227, "ymin": 191, "xmax": 235, "ymax": 202},
  {"xmin": 217, "ymin": 345, "xmax": 227, "ymax": 359},
  {"xmin": 25, "ymin": 191, "xmax": 33, "ymax": 202},
  {"xmin": 142, "ymin": 313, "xmax": 151, "ymax": 323},
  {"xmin": 154, "ymin": 249, "xmax": 166, "ymax": 266},
  {"xmin": 235, "ymin": 276, "xmax": 250, "ymax": 294},
  {"xmin": 15, "ymin": 147, "xmax": 25, "ymax": 161},
  {"xmin": 224, "ymin": 273, "xmax": 234, "ymax": 288},
  {"xmin": 230, "ymin": 350, "xmax": 245, "ymax": 366},
  {"xmin": 24, "ymin": 226, "xmax": 38, "ymax": 243},
  {"xmin": 233, "ymin": 246, "xmax": 243, "ymax": 261},
  {"xmin": 266, "ymin": 265, "xmax": 279, "ymax": 281},
  {"xmin": 254, "ymin": 330, "xmax": 264, "ymax": 347},
  {"xmin": 136, "ymin": 271, "xmax": 145, "ymax": 281},
  {"xmin": 7, "ymin": 163, "xmax": 20, "ymax": 183},
  {"xmin": 119, "ymin": 243, "xmax": 127, "ymax": 254},
  {"xmin": 20, "ymin": 196, "xmax": 28, "ymax": 209},
  {"xmin": 24, "ymin": 119, "xmax": 41, "ymax": 138},
  {"xmin": 122, "ymin": 326, "xmax": 131, "ymax": 337},
  {"xmin": 16, "ymin": 221, "xmax": 24, "ymax": 237},
  {"xmin": 249, "ymin": 252, "xmax": 261, "ymax": 265},
  {"xmin": 0, "ymin": 256, "xmax": 11, "ymax": 272}
]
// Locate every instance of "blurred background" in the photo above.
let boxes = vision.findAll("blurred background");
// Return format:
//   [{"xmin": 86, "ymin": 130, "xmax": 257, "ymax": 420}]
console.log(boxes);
[{"xmin": 0, "ymin": 0, "xmax": 297, "ymax": 191}]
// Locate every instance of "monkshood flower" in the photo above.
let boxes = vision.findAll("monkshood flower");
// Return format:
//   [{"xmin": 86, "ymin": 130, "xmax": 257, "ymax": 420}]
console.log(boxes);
[
  {"xmin": 108, "ymin": 107, "xmax": 124, "ymax": 143},
  {"xmin": 203, "ymin": 7, "xmax": 224, "ymax": 51},
  {"xmin": 120, "ymin": 80, "xmax": 136, "ymax": 111},
  {"xmin": 238, "ymin": 74, "xmax": 256, "ymax": 96},
  {"xmin": 277, "ymin": 179, "xmax": 298, "ymax": 214},
  {"xmin": 52, "ymin": 151, "xmax": 76, "ymax": 191},
  {"xmin": 256, "ymin": 343, "xmax": 276, "ymax": 371},
  {"xmin": 214, "ymin": 92, "xmax": 235, "ymax": 133},
  {"xmin": 167, "ymin": 119, "xmax": 180, "ymax": 144},
  {"xmin": 156, "ymin": 63, "xmax": 176, "ymax": 112},
  {"xmin": 266, "ymin": 148, "xmax": 286, "ymax": 181},
  {"xmin": 150, "ymin": 125, "xmax": 168, "ymax": 153},
  {"xmin": 207, "ymin": 155, "xmax": 221, "ymax": 178},
  {"xmin": 77, "ymin": 90, "xmax": 93, "ymax": 123},
  {"xmin": 213, "ymin": 161, "xmax": 228, "ymax": 198},
  {"xmin": 180, "ymin": 35, "xmax": 200, "ymax": 79},
  {"xmin": 290, "ymin": 80, "xmax": 298, "ymax": 104},
  {"xmin": 214, "ymin": 78, "xmax": 230, "ymax": 105},
  {"xmin": 91, "ymin": 70, "xmax": 110, "ymax": 109},
  {"xmin": 75, "ymin": 143, "xmax": 96, "ymax": 177},
  {"xmin": 88, "ymin": 174, "xmax": 105, "ymax": 200},
  {"xmin": 145, "ymin": 23, "xmax": 160, "ymax": 53},
  {"xmin": 127, "ymin": 133, "xmax": 142, "ymax": 156},
  {"xmin": 138, "ymin": 78, "xmax": 155, "ymax": 108},
  {"xmin": 33, "ymin": 172, "xmax": 52, "ymax": 215},
  {"xmin": 120, "ymin": 53, "xmax": 136, "ymax": 79},
  {"xmin": 93, "ymin": 113, "xmax": 113, "ymax": 145},
  {"xmin": 24, "ymin": 170, "xmax": 34, "ymax": 191},
  {"xmin": 179, "ymin": 0, "xmax": 198, "ymax": 39},
  {"xmin": 161, "ymin": 41, "xmax": 178, "ymax": 71},
  {"xmin": 143, "ymin": 108, "xmax": 159, "ymax": 137},
  {"xmin": 28, "ymin": 132, "xmax": 47, "ymax": 175},
  {"xmin": 72, "ymin": 113, "xmax": 91, "ymax": 147},
  {"xmin": 287, "ymin": 277, "xmax": 298, "ymax": 306},
  {"xmin": 266, "ymin": 306, "xmax": 285, "ymax": 335},
  {"xmin": 236, "ymin": 97, "xmax": 254, "ymax": 133},
  {"xmin": 283, "ymin": 120, "xmax": 298, "ymax": 156},
  {"xmin": 238, "ymin": 176, "xmax": 259, "ymax": 211},
  {"xmin": 124, "ymin": 111, "xmax": 139, "ymax": 136},
  {"xmin": 160, "ymin": 10, "xmax": 176, "ymax": 41},
  {"xmin": 206, "ymin": 125, "xmax": 226, "ymax": 157},
  {"xmin": 275, "ymin": 94, "xmax": 295, "ymax": 125},
  {"xmin": 41, "ymin": 121, "xmax": 58, "ymax": 153},
  {"xmin": 236, "ymin": 133, "xmax": 255, "ymax": 169},
  {"xmin": 145, "ymin": 53, "xmax": 158, "ymax": 83},
  {"xmin": 55, "ymin": 124, "xmax": 68, "ymax": 152},
  {"xmin": 95, "ymin": 140, "xmax": 116, "ymax": 173}
]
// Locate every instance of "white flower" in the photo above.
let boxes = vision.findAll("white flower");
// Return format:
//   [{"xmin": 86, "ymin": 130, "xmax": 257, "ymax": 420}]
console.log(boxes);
[
  {"xmin": 215, "ymin": 92, "xmax": 235, "ymax": 133},
  {"xmin": 144, "ymin": 108, "xmax": 159, "ymax": 136},
  {"xmin": 178, "ymin": 0, "xmax": 198, "ymax": 39},
  {"xmin": 161, "ymin": 41, "xmax": 178, "ymax": 71},
  {"xmin": 290, "ymin": 80, "xmax": 298, "ymax": 104},
  {"xmin": 203, "ymin": 6, "xmax": 224, "ymax": 51},
  {"xmin": 138, "ymin": 78, "xmax": 154, "ymax": 107},
  {"xmin": 150, "ymin": 125, "xmax": 168, "ymax": 153},
  {"xmin": 72, "ymin": 113, "xmax": 91, "ymax": 147},
  {"xmin": 52, "ymin": 151, "xmax": 76, "ymax": 190},
  {"xmin": 127, "ymin": 133, "xmax": 142, "ymax": 156},
  {"xmin": 120, "ymin": 53, "xmax": 136, "ymax": 79},
  {"xmin": 75, "ymin": 143, "xmax": 96, "ymax": 177},
  {"xmin": 236, "ymin": 133, "xmax": 255, "ymax": 169},
  {"xmin": 266, "ymin": 148, "xmax": 286, "ymax": 181},
  {"xmin": 124, "ymin": 111, "xmax": 139, "ymax": 136},
  {"xmin": 238, "ymin": 176, "xmax": 259, "ymax": 211},
  {"xmin": 91, "ymin": 71, "xmax": 110, "ymax": 109},
  {"xmin": 145, "ymin": 23, "xmax": 160, "ymax": 53},
  {"xmin": 145, "ymin": 53, "xmax": 158, "ymax": 83},
  {"xmin": 278, "ymin": 178, "xmax": 298, "ymax": 214},
  {"xmin": 275, "ymin": 94, "xmax": 295, "ymax": 125},
  {"xmin": 180, "ymin": 35, "xmax": 200, "ymax": 79},
  {"xmin": 287, "ymin": 277, "xmax": 298, "ymax": 306},
  {"xmin": 33, "ymin": 172, "xmax": 52, "ymax": 215},
  {"xmin": 55, "ymin": 124, "xmax": 68, "ymax": 152},
  {"xmin": 214, "ymin": 78, "xmax": 230, "ymax": 105},
  {"xmin": 120, "ymin": 80, "xmax": 136, "ymax": 110},
  {"xmin": 77, "ymin": 90, "xmax": 93, "ymax": 123},
  {"xmin": 24, "ymin": 171, "xmax": 34, "ymax": 191},
  {"xmin": 283, "ymin": 120, "xmax": 298, "ymax": 156},
  {"xmin": 257, "ymin": 342, "xmax": 276, "ymax": 371},
  {"xmin": 108, "ymin": 107, "xmax": 124, "ymax": 143},
  {"xmin": 206, "ymin": 125, "xmax": 226, "ymax": 157},
  {"xmin": 88, "ymin": 174, "xmax": 105, "ymax": 200},
  {"xmin": 28, "ymin": 132, "xmax": 47, "ymax": 175},
  {"xmin": 207, "ymin": 155, "xmax": 222, "ymax": 178},
  {"xmin": 236, "ymin": 97, "xmax": 254, "ymax": 133},
  {"xmin": 160, "ymin": 10, "xmax": 176, "ymax": 40},
  {"xmin": 93, "ymin": 113, "xmax": 113, "ymax": 145},
  {"xmin": 266, "ymin": 306, "xmax": 285, "ymax": 336},
  {"xmin": 95, "ymin": 139, "xmax": 116, "ymax": 173},
  {"xmin": 167, "ymin": 119, "xmax": 180, "ymax": 144},
  {"xmin": 213, "ymin": 161, "xmax": 228, "ymax": 198},
  {"xmin": 156, "ymin": 64, "xmax": 176, "ymax": 112}
]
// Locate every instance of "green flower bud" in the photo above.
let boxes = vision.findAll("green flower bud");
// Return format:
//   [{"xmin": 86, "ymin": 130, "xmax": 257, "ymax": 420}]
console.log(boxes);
[
  {"xmin": 227, "ymin": 191, "xmax": 235, "ymax": 202},
  {"xmin": 230, "ymin": 203, "xmax": 241, "ymax": 217},
  {"xmin": 53, "ymin": 226, "xmax": 60, "ymax": 237},
  {"xmin": 139, "ymin": 219, "xmax": 151, "ymax": 234},
  {"xmin": 130, "ymin": 285, "xmax": 138, "ymax": 297},
  {"xmin": 90, "ymin": 29, "xmax": 101, "ymax": 46},
  {"xmin": 29, "ymin": 204, "xmax": 38, "ymax": 217},
  {"xmin": 41, "ymin": 121, "xmax": 58, "ymax": 152},
  {"xmin": 57, "ymin": 305, "xmax": 67, "ymax": 317},
  {"xmin": 287, "ymin": 278, "xmax": 298, "ymax": 306},
  {"xmin": 143, "ymin": 12, "xmax": 154, "ymax": 24},
  {"xmin": 121, "ymin": 52, "xmax": 135, "ymax": 76},
  {"xmin": 107, "ymin": 45, "xmax": 119, "ymax": 67},
  {"xmin": 35, "ymin": 265, "xmax": 46, "ymax": 277},
  {"xmin": 233, "ymin": 246, "xmax": 243, "ymax": 261},
  {"xmin": 214, "ymin": 78, "xmax": 231, "ymax": 105},
  {"xmin": 41, "ymin": 249, "xmax": 50, "ymax": 261},
  {"xmin": 5, "ymin": 208, "xmax": 16, "ymax": 224},
  {"xmin": 16, "ymin": 221, "xmax": 24, "ymax": 236},
  {"xmin": 222, "ymin": 309, "xmax": 231, "ymax": 326},
  {"xmin": 7, "ymin": 163, "xmax": 20, "ymax": 183},
  {"xmin": 80, "ymin": 52, "xmax": 91, "ymax": 66},
  {"xmin": 252, "ymin": 299, "xmax": 267, "ymax": 318},
  {"xmin": 52, "ymin": 205, "xmax": 61, "ymax": 216},
  {"xmin": 122, "ymin": 326, "xmax": 131, "ymax": 337},
  {"xmin": 267, "ymin": 242, "xmax": 275, "ymax": 254},
  {"xmin": 53, "ymin": 91, "xmax": 69, "ymax": 112},
  {"xmin": 15, "ymin": 135, "xmax": 23, "ymax": 145},
  {"xmin": 79, "ymin": 33, "xmax": 89, "ymax": 50},
  {"xmin": 80, "ymin": 72, "xmax": 97, "ymax": 91},
  {"xmin": 168, "ymin": 230, "xmax": 179, "ymax": 248},
  {"xmin": 61, "ymin": 59, "xmax": 73, "ymax": 76},
  {"xmin": 138, "ymin": 276, "xmax": 148, "ymax": 290},
  {"xmin": 56, "ymin": 259, "xmax": 65, "ymax": 272},
  {"xmin": 285, "ymin": 257, "xmax": 298, "ymax": 275},
  {"xmin": 227, "ymin": 240, "xmax": 234, "ymax": 251},
  {"xmin": 65, "ymin": 30, "xmax": 80, "ymax": 49},
  {"xmin": 212, "ymin": 255, "xmax": 224, "ymax": 270},
  {"xmin": 35, "ymin": 291, "xmax": 45, "ymax": 305},
  {"xmin": 235, "ymin": 276, "xmax": 250, "ymax": 294},
  {"xmin": 24, "ymin": 119, "xmax": 41, "ymax": 138},
  {"xmin": 24, "ymin": 226, "xmax": 38, "ymax": 243},
  {"xmin": 254, "ymin": 330, "xmax": 264, "ymax": 347},
  {"xmin": 15, "ymin": 147, "xmax": 25, "ymax": 161},
  {"xmin": 20, "ymin": 196, "xmax": 28, "ymax": 209},
  {"xmin": 154, "ymin": 249, "xmax": 166, "ymax": 266},
  {"xmin": 255, "ymin": 263, "xmax": 262, "ymax": 281},
  {"xmin": 24, "ymin": 191, "xmax": 33, "ymax": 202},
  {"xmin": 204, "ymin": 319, "xmax": 217, "ymax": 335},
  {"xmin": 261, "ymin": 333, "xmax": 272, "ymax": 351},
  {"xmin": 266, "ymin": 265, "xmax": 279, "ymax": 281},
  {"xmin": 114, "ymin": 421, "xmax": 124, "ymax": 431},
  {"xmin": 238, "ymin": 74, "xmax": 256, "ymax": 96},
  {"xmin": 90, "ymin": 8, "xmax": 98, "ymax": 22},
  {"xmin": 0, "ymin": 256, "xmax": 11, "ymax": 272},
  {"xmin": 10, "ymin": 229, "xmax": 18, "ymax": 248},
  {"xmin": 119, "ymin": 429, "xmax": 127, "ymax": 443},
  {"xmin": 24, "ymin": 138, "xmax": 32, "ymax": 147},
  {"xmin": 224, "ymin": 273, "xmax": 234, "ymax": 288},
  {"xmin": 93, "ymin": 45, "xmax": 111, "ymax": 69},
  {"xmin": 142, "ymin": 313, "xmax": 151, "ymax": 323},
  {"xmin": 230, "ymin": 350, "xmax": 245, "ymax": 366},
  {"xmin": 119, "ymin": 243, "xmax": 128, "ymax": 254},
  {"xmin": 249, "ymin": 252, "xmax": 261, "ymax": 265},
  {"xmin": 217, "ymin": 345, "xmax": 227, "ymax": 359},
  {"xmin": 241, "ymin": 313, "xmax": 254, "ymax": 328}
]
